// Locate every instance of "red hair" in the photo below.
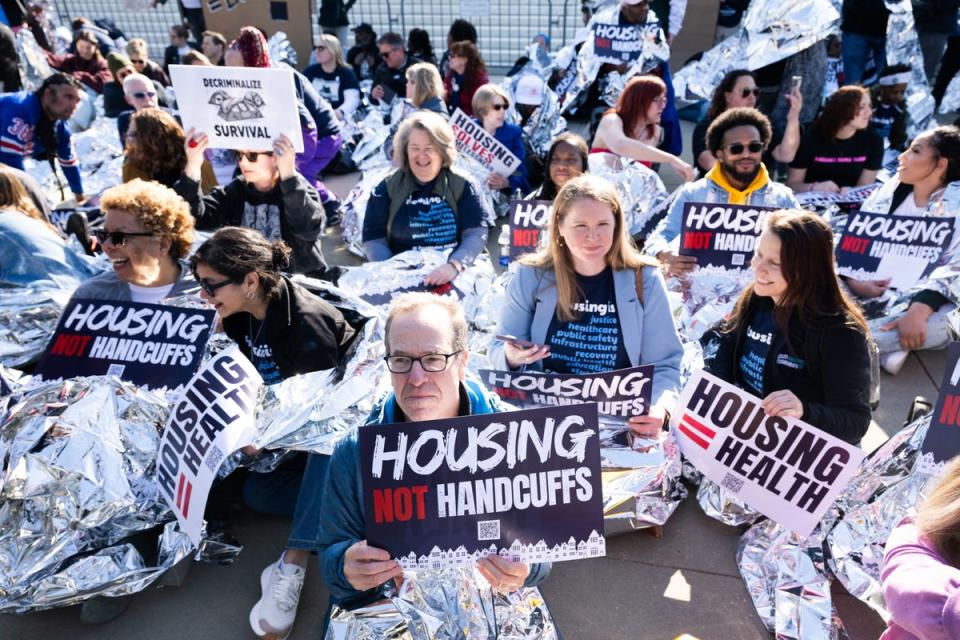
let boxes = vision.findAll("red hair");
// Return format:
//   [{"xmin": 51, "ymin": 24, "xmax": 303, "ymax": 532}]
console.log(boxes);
[{"xmin": 607, "ymin": 76, "xmax": 666, "ymax": 141}]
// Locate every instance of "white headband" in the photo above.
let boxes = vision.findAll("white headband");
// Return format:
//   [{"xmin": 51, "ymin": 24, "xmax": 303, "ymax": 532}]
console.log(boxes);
[{"xmin": 879, "ymin": 72, "xmax": 911, "ymax": 86}]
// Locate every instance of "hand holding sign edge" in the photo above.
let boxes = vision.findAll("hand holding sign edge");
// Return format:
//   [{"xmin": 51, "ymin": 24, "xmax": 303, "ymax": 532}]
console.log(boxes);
[{"xmin": 343, "ymin": 540, "xmax": 402, "ymax": 592}]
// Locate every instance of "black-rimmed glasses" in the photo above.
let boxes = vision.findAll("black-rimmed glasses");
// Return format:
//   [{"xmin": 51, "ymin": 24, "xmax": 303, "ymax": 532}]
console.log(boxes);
[
  {"xmin": 94, "ymin": 229, "xmax": 154, "ymax": 245},
  {"xmin": 195, "ymin": 275, "xmax": 236, "ymax": 297},
  {"xmin": 385, "ymin": 351, "xmax": 462, "ymax": 373}
]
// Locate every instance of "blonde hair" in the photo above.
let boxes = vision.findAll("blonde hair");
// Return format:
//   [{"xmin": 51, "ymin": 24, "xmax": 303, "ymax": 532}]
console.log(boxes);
[
  {"xmin": 472, "ymin": 83, "xmax": 510, "ymax": 119},
  {"xmin": 405, "ymin": 62, "xmax": 444, "ymax": 108},
  {"xmin": 917, "ymin": 456, "xmax": 960, "ymax": 566},
  {"xmin": 126, "ymin": 38, "xmax": 148, "ymax": 58},
  {"xmin": 385, "ymin": 292, "xmax": 467, "ymax": 353},
  {"xmin": 520, "ymin": 175, "xmax": 657, "ymax": 322},
  {"xmin": 100, "ymin": 179, "xmax": 195, "ymax": 260},
  {"xmin": 393, "ymin": 111, "xmax": 457, "ymax": 173},
  {"xmin": 317, "ymin": 33, "xmax": 347, "ymax": 68}
]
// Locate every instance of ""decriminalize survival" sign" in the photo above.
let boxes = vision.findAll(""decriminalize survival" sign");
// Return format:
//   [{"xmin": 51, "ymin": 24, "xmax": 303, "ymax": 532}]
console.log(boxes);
[
  {"xmin": 449, "ymin": 108, "xmax": 521, "ymax": 177},
  {"xmin": 836, "ymin": 212, "xmax": 954, "ymax": 290},
  {"xmin": 360, "ymin": 404, "xmax": 605, "ymax": 569},
  {"xmin": 673, "ymin": 371, "xmax": 864, "ymax": 537},
  {"xmin": 36, "ymin": 299, "xmax": 215, "ymax": 389},
  {"xmin": 678, "ymin": 202, "xmax": 778, "ymax": 269},
  {"xmin": 156, "ymin": 345, "xmax": 262, "ymax": 545},
  {"xmin": 479, "ymin": 365, "xmax": 654, "ymax": 418}
]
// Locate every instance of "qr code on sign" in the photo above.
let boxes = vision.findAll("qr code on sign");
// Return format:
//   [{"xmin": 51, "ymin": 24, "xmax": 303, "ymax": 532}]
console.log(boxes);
[
  {"xmin": 107, "ymin": 364, "xmax": 125, "ymax": 377},
  {"xmin": 477, "ymin": 520, "xmax": 501, "ymax": 541},
  {"xmin": 731, "ymin": 254, "xmax": 745, "ymax": 266},
  {"xmin": 204, "ymin": 445, "xmax": 225, "ymax": 473},
  {"xmin": 721, "ymin": 472, "xmax": 744, "ymax": 493}
]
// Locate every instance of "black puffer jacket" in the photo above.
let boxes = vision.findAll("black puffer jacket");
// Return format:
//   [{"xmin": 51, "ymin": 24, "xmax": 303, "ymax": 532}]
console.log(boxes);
[{"xmin": 701, "ymin": 295, "xmax": 872, "ymax": 444}]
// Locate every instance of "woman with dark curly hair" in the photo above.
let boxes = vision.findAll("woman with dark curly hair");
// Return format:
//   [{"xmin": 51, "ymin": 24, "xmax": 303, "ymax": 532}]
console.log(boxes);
[
  {"xmin": 788, "ymin": 85, "xmax": 883, "ymax": 193},
  {"xmin": 444, "ymin": 40, "xmax": 488, "ymax": 117},
  {"xmin": 122, "ymin": 108, "xmax": 217, "ymax": 193}
]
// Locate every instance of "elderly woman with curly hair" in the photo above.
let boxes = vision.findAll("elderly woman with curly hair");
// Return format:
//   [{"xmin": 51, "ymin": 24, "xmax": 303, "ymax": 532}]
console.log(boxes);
[
  {"xmin": 123, "ymin": 108, "xmax": 216, "ymax": 193},
  {"xmin": 70, "ymin": 179, "xmax": 198, "ymax": 303}
]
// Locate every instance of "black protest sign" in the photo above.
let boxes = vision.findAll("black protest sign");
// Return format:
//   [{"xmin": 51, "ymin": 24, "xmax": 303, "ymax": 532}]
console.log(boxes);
[
  {"xmin": 508, "ymin": 199, "xmax": 552, "ymax": 259},
  {"xmin": 359, "ymin": 281, "xmax": 464, "ymax": 307},
  {"xmin": 835, "ymin": 212, "xmax": 953, "ymax": 290},
  {"xmin": 678, "ymin": 202, "xmax": 779, "ymax": 269},
  {"xmin": 591, "ymin": 22, "xmax": 661, "ymax": 64},
  {"xmin": 36, "ymin": 299, "xmax": 215, "ymax": 389},
  {"xmin": 921, "ymin": 342, "xmax": 960, "ymax": 463},
  {"xmin": 360, "ymin": 404, "xmax": 605, "ymax": 569},
  {"xmin": 479, "ymin": 365, "xmax": 654, "ymax": 418}
]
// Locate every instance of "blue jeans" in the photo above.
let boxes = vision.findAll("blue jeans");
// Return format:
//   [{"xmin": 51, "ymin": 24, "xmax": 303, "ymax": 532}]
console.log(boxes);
[
  {"xmin": 242, "ymin": 452, "xmax": 331, "ymax": 551},
  {"xmin": 842, "ymin": 32, "xmax": 886, "ymax": 85}
]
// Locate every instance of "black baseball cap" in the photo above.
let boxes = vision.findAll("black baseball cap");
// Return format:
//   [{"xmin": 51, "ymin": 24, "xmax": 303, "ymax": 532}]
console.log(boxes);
[{"xmin": 352, "ymin": 23, "xmax": 374, "ymax": 34}]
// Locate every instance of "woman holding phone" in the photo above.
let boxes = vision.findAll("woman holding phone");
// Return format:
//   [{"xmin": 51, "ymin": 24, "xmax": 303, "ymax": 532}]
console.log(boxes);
[{"xmin": 490, "ymin": 175, "xmax": 683, "ymax": 436}]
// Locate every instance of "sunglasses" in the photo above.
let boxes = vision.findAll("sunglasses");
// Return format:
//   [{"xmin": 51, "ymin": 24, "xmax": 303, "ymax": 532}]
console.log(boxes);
[
  {"xmin": 490, "ymin": 103, "xmax": 507, "ymax": 111},
  {"xmin": 239, "ymin": 150, "xmax": 274, "ymax": 162},
  {"xmin": 725, "ymin": 141, "xmax": 764, "ymax": 155},
  {"xmin": 130, "ymin": 91, "xmax": 157, "ymax": 100},
  {"xmin": 740, "ymin": 88, "xmax": 760, "ymax": 98},
  {"xmin": 94, "ymin": 229, "xmax": 153, "ymax": 245},
  {"xmin": 130, "ymin": 58, "xmax": 144, "ymax": 64},
  {"xmin": 195, "ymin": 275, "xmax": 236, "ymax": 297},
  {"xmin": 380, "ymin": 50, "xmax": 393, "ymax": 58}
]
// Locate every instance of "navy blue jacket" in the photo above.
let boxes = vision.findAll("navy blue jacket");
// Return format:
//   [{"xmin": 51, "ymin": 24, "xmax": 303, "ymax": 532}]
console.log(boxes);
[{"xmin": 490, "ymin": 120, "xmax": 530, "ymax": 193}]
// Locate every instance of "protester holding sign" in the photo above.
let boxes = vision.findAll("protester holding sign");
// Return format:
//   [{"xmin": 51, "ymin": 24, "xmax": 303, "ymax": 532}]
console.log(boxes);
[
  {"xmin": 645, "ymin": 108, "xmax": 799, "ymax": 276},
  {"xmin": 591, "ymin": 75, "xmax": 694, "ymax": 183},
  {"xmin": 69, "ymin": 179, "xmax": 198, "ymax": 303},
  {"xmin": 123, "ymin": 108, "xmax": 217, "ymax": 194},
  {"xmin": 490, "ymin": 175, "xmax": 683, "ymax": 437},
  {"xmin": 881, "ymin": 456, "xmax": 960, "ymax": 640},
  {"xmin": 318, "ymin": 293, "xmax": 551, "ymax": 621},
  {"xmin": 846, "ymin": 126, "xmax": 960, "ymax": 375},
  {"xmin": 526, "ymin": 133, "xmax": 589, "ymax": 201},
  {"xmin": 473, "ymin": 84, "xmax": 529, "ymax": 193},
  {"xmin": 177, "ymin": 131, "xmax": 329, "ymax": 278},
  {"xmin": 190, "ymin": 227, "xmax": 356, "ymax": 639},
  {"xmin": 692, "ymin": 69, "xmax": 802, "ymax": 176},
  {"xmin": 362, "ymin": 112, "xmax": 488, "ymax": 286},
  {"xmin": 787, "ymin": 86, "xmax": 883, "ymax": 194},
  {"xmin": 700, "ymin": 210, "xmax": 872, "ymax": 443}
]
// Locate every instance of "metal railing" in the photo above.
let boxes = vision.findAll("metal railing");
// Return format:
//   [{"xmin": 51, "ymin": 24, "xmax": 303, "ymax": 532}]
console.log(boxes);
[{"xmin": 51, "ymin": 0, "xmax": 182, "ymax": 58}]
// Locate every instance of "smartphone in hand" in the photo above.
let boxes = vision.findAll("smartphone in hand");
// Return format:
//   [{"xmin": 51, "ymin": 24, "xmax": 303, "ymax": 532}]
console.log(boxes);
[{"xmin": 495, "ymin": 335, "xmax": 539, "ymax": 349}]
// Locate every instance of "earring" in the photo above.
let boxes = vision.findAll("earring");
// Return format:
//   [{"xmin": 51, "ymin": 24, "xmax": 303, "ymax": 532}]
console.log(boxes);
[
  {"xmin": 557, "ymin": 236, "xmax": 565, "ymax": 247},
  {"xmin": 246, "ymin": 291, "xmax": 255, "ymax": 300}
]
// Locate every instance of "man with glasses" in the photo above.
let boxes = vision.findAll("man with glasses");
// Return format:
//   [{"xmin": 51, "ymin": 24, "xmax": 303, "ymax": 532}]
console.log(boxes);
[
  {"xmin": 370, "ymin": 32, "xmax": 417, "ymax": 105},
  {"xmin": 644, "ymin": 107, "xmax": 799, "ymax": 276},
  {"xmin": 116, "ymin": 73, "xmax": 174, "ymax": 146},
  {"xmin": 125, "ymin": 38, "xmax": 171, "ymax": 87},
  {"xmin": 316, "ymin": 293, "xmax": 550, "ymax": 627}
]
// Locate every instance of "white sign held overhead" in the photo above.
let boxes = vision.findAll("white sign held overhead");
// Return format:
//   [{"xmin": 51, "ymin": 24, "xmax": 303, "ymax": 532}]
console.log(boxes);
[{"xmin": 169, "ymin": 64, "xmax": 304, "ymax": 152}]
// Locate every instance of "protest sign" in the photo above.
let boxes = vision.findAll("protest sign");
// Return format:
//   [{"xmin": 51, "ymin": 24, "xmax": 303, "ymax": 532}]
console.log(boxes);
[
  {"xmin": 449, "ymin": 108, "xmax": 521, "ymax": 177},
  {"xmin": 169, "ymin": 64, "xmax": 304, "ymax": 152},
  {"xmin": 508, "ymin": 199, "xmax": 551, "ymax": 259},
  {"xmin": 673, "ymin": 370, "xmax": 864, "ymax": 538},
  {"xmin": 678, "ymin": 202, "xmax": 779, "ymax": 269},
  {"xmin": 360, "ymin": 404, "xmax": 605, "ymax": 569},
  {"xmin": 835, "ymin": 212, "xmax": 954, "ymax": 290},
  {"xmin": 359, "ymin": 281, "xmax": 464, "ymax": 306},
  {"xmin": 36, "ymin": 299, "xmax": 215, "ymax": 390},
  {"xmin": 793, "ymin": 184, "xmax": 879, "ymax": 211},
  {"xmin": 479, "ymin": 365, "xmax": 654, "ymax": 418},
  {"xmin": 156, "ymin": 345, "xmax": 262, "ymax": 545},
  {"xmin": 591, "ymin": 22, "xmax": 661, "ymax": 64},
  {"xmin": 921, "ymin": 342, "xmax": 960, "ymax": 463}
]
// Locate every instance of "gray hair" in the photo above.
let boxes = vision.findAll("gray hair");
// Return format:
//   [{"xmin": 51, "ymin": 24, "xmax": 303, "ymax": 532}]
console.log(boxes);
[
  {"xmin": 393, "ymin": 111, "xmax": 457, "ymax": 172},
  {"xmin": 385, "ymin": 292, "xmax": 468, "ymax": 353}
]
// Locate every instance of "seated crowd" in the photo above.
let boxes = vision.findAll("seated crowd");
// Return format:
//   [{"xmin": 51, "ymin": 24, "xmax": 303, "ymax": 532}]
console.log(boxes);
[{"xmin": 5, "ymin": 3, "xmax": 960, "ymax": 639}]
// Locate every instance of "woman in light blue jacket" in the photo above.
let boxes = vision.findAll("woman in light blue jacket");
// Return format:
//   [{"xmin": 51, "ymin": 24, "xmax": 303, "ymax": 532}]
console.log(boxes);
[{"xmin": 490, "ymin": 175, "xmax": 683, "ymax": 436}]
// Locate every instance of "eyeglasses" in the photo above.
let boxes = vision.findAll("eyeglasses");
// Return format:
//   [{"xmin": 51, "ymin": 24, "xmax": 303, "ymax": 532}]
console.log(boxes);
[
  {"xmin": 380, "ymin": 49, "xmax": 395, "ymax": 58},
  {"xmin": 725, "ymin": 141, "xmax": 764, "ymax": 155},
  {"xmin": 130, "ymin": 58, "xmax": 144, "ymax": 64},
  {"xmin": 94, "ymin": 229, "xmax": 154, "ymax": 245},
  {"xmin": 490, "ymin": 103, "xmax": 507, "ymax": 111},
  {"xmin": 653, "ymin": 96, "xmax": 668, "ymax": 105},
  {"xmin": 239, "ymin": 150, "xmax": 274, "ymax": 162},
  {"xmin": 740, "ymin": 88, "xmax": 760, "ymax": 98},
  {"xmin": 194, "ymin": 275, "xmax": 236, "ymax": 297},
  {"xmin": 384, "ymin": 351, "xmax": 461, "ymax": 373},
  {"xmin": 129, "ymin": 91, "xmax": 157, "ymax": 100}
]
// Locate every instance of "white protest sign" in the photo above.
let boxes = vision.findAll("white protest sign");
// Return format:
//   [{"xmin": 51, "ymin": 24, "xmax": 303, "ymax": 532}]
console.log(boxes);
[
  {"xmin": 169, "ymin": 64, "xmax": 304, "ymax": 152},
  {"xmin": 673, "ymin": 371, "xmax": 864, "ymax": 538},
  {"xmin": 155, "ymin": 345, "xmax": 263, "ymax": 545},
  {"xmin": 449, "ymin": 108, "xmax": 521, "ymax": 177}
]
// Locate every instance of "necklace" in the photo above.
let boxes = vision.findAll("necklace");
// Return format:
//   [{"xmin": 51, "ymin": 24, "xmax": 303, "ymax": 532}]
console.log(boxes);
[{"xmin": 248, "ymin": 313, "xmax": 268, "ymax": 348}]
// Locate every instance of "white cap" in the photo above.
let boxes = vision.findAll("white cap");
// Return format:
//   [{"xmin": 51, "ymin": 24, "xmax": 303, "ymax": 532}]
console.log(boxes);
[
  {"xmin": 621, "ymin": 0, "xmax": 646, "ymax": 4},
  {"xmin": 515, "ymin": 75, "xmax": 545, "ymax": 106}
]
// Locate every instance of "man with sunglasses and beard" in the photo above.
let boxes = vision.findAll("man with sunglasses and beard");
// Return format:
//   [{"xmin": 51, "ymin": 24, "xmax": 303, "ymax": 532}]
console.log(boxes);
[
  {"xmin": 176, "ymin": 130, "xmax": 330, "ymax": 278},
  {"xmin": 644, "ymin": 107, "xmax": 799, "ymax": 276}
]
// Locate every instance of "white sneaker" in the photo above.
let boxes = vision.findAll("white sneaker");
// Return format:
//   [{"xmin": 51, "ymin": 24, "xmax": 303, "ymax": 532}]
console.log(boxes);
[
  {"xmin": 249, "ymin": 559, "xmax": 305, "ymax": 640},
  {"xmin": 882, "ymin": 350, "xmax": 909, "ymax": 376}
]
